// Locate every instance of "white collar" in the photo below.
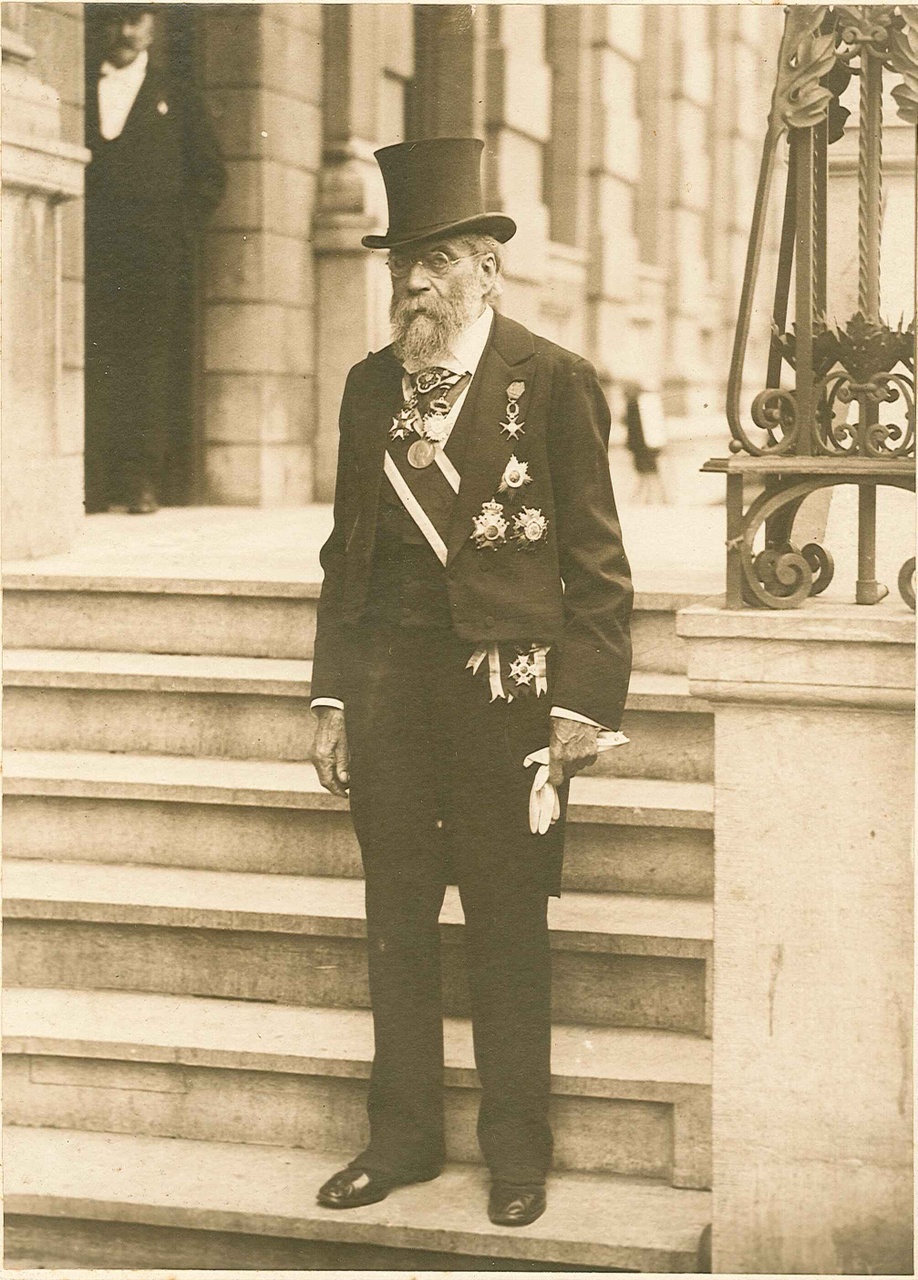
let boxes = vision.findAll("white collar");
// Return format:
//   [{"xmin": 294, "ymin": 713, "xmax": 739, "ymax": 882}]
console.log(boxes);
[
  {"xmin": 401, "ymin": 306, "xmax": 494, "ymax": 377},
  {"xmin": 100, "ymin": 49, "xmax": 149, "ymax": 81}
]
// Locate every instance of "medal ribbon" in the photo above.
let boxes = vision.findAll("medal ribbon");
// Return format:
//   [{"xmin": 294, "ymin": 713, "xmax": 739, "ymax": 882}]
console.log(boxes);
[
  {"xmin": 384, "ymin": 368, "xmax": 471, "ymax": 565},
  {"xmin": 466, "ymin": 643, "xmax": 550, "ymax": 702},
  {"xmin": 465, "ymin": 644, "xmax": 506, "ymax": 701},
  {"xmin": 487, "ymin": 644, "xmax": 505, "ymax": 702},
  {"xmin": 409, "ymin": 367, "xmax": 469, "ymax": 427},
  {"xmin": 532, "ymin": 646, "xmax": 548, "ymax": 695}
]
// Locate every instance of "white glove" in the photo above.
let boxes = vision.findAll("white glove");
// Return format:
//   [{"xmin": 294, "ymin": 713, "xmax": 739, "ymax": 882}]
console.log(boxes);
[{"xmin": 524, "ymin": 730, "xmax": 629, "ymax": 835}]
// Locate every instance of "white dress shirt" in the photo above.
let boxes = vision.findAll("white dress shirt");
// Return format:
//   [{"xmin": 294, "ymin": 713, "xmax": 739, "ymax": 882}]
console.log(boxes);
[
  {"xmin": 312, "ymin": 304, "xmax": 603, "ymax": 728},
  {"xmin": 98, "ymin": 50, "xmax": 149, "ymax": 141}
]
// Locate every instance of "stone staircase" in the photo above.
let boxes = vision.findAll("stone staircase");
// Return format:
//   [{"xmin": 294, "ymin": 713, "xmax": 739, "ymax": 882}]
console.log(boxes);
[{"xmin": 3, "ymin": 566, "xmax": 716, "ymax": 1271}]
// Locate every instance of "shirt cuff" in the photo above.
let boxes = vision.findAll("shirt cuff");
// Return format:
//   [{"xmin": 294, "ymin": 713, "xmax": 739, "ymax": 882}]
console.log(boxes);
[
  {"xmin": 550, "ymin": 706, "xmax": 607, "ymax": 730},
  {"xmin": 311, "ymin": 698, "xmax": 344, "ymax": 711}
]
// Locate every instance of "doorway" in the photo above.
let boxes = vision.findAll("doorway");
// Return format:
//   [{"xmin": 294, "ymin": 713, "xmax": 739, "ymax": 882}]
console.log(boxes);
[{"xmin": 83, "ymin": 4, "xmax": 205, "ymax": 509}]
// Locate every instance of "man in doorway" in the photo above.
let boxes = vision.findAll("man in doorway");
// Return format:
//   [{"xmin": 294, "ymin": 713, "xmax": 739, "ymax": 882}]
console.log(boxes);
[
  {"xmin": 84, "ymin": 4, "xmax": 226, "ymax": 513},
  {"xmin": 310, "ymin": 138, "xmax": 633, "ymax": 1226}
]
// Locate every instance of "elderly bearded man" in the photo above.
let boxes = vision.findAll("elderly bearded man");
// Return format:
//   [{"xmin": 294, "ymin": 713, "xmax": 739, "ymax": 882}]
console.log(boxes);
[{"xmin": 310, "ymin": 138, "xmax": 633, "ymax": 1227}]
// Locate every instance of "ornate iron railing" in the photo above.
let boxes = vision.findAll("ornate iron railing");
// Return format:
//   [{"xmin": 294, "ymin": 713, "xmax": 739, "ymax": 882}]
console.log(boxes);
[{"xmin": 706, "ymin": 5, "xmax": 917, "ymax": 609}]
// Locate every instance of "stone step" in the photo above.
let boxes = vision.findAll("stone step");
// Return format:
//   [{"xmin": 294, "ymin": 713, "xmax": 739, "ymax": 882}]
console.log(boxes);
[
  {"xmin": 3, "ymin": 653, "xmax": 713, "ymax": 781},
  {"xmin": 3, "ymin": 1126, "xmax": 712, "ymax": 1271},
  {"xmin": 4, "ymin": 860, "xmax": 713, "ymax": 1035},
  {"xmin": 3, "ymin": 576, "xmax": 703, "ymax": 672},
  {"xmin": 4, "ymin": 988, "xmax": 711, "ymax": 1188},
  {"xmin": 4, "ymin": 749, "xmax": 715, "ymax": 898}
]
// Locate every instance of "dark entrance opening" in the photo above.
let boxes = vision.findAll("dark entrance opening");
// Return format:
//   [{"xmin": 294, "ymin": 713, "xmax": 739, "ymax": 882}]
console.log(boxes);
[{"xmin": 83, "ymin": 4, "xmax": 205, "ymax": 510}]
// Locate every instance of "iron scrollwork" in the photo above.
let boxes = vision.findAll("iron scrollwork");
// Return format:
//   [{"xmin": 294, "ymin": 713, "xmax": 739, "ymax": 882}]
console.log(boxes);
[{"xmin": 713, "ymin": 4, "xmax": 917, "ymax": 610}]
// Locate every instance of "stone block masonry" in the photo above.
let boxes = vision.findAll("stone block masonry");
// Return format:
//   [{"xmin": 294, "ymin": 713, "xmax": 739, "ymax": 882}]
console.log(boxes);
[
  {"xmin": 679, "ymin": 603, "xmax": 914, "ymax": 1274},
  {"xmin": 200, "ymin": 4, "xmax": 322, "ymax": 506}
]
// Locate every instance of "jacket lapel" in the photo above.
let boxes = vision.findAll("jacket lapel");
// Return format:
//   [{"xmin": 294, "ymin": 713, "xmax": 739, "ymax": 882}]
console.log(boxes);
[
  {"xmin": 357, "ymin": 347, "xmax": 404, "ymax": 520},
  {"xmin": 446, "ymin": 313, "xmax": 537, "ymax": 565}
]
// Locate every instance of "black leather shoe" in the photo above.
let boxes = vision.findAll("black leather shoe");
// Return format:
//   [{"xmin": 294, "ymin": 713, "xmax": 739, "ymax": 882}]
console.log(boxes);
[
  {"xmin": 488, "ymin": 1182, "xmax": 547, "ymax": 1227},
  {"xmin": 317, "ymin": 1164, "xmax": 439, "ymax": 1210}
]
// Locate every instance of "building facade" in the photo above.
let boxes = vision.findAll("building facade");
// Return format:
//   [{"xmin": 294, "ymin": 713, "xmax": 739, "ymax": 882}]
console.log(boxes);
[{"xmin": 1, "ymin": 2, "xmax": 783, "ymax": 558}]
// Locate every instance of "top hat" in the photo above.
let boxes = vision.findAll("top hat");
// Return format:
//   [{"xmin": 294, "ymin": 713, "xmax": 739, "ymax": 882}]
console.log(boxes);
[{"xmin": 362, "ymin": 137, "xmax": 516, "ymax": 250}]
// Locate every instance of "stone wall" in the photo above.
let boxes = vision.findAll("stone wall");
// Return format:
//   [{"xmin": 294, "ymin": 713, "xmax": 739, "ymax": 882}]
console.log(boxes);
[
  {"xmin": 680, "ymin": 603, "xmax": 914, "ymax": 1273},
  {"xmin": 202, "ymin": 3, "xmax": 323, "ymax": 505},
  {"xmin": 2, "ymin": 1, "xmax": 787, "ymax": 534},
  {"xmin": 1, "ymin": 3, "xmax": 88, "ymax": 558}
]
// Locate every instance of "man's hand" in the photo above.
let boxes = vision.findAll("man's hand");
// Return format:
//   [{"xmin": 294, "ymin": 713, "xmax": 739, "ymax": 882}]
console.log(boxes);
[
  {"xmin": 548, "ymin": 716, "xmax": 598, "ymax": 787},
  {"xmin": 311, "ymin": 707, "xmax": 350, "ymax": 797}
]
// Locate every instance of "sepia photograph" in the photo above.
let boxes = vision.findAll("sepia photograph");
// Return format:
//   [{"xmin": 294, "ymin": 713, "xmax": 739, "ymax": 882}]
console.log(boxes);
[{"xmin": 0, "ymin": 0, "xmax": 915, "ymax": 1274}]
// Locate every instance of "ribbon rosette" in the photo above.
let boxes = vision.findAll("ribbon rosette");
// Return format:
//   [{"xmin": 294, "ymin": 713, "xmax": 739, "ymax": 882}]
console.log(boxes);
[
  {"xmin": 513, "ymin": 506, "xmax": 548, "ymax": 548},
  {"xmin": 524, "ymin": 729, "xmax": 629, "ymax": 834},
  {"xmin": 499, "ymin": 455, "xmax": 532, "ymax": 494},
  {"xmin": 471, "ymin": 500, "xmax": 508, "ymax": 550}
]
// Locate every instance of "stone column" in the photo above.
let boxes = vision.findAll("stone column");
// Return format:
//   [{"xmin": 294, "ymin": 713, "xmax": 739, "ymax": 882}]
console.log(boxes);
[
  {"xmin": 410, "ymin": 4, "xmax": 486, "ymax": 140},
  {"xmin": 1, "ymin": 24, "xmax": 90, "ymax": 559},
  {"xmin": 661, "ymin": 9, "xmax": 717, "ymax": 418},
  {"xmin": 483, "ymin": 5, "xmax": 552, "ymax": 330},
  {"xmin": 584, "ymin": 7, "xmax": 643, "ymax": 385},
  {"xmin": 313, "ymin": 4, "xmax": 414, "ymax": 501},
  {"xmin": 678, "ymin": 602, "xmax": 914, "ymax": 1274},
  {"xmin": 201, "ymin": 4, "xmax": 322, "ymax": 505}
]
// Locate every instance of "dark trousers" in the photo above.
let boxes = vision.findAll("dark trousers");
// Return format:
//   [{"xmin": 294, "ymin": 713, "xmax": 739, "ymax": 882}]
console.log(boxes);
[
  {"xmin": 84, "ymin": 226, "xmax": 186, "ymax": 510},
  {"xmin": 343, "ymin": 624, "xmax": 565, "ymax": 1185}
]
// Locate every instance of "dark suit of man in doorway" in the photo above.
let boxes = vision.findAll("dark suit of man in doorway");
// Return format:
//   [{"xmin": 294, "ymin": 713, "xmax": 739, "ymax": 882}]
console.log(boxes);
[
  {"xmin": 310, "ymin": 138, "xmax": 633, "ymax": 1227},
  {"xmin": 84, "ymin": 4, "xmax": 225, "ymax": 514}
]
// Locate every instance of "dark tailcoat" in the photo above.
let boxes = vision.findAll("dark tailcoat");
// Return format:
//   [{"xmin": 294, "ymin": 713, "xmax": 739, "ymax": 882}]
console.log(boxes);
[
  {"xmin": 313, "ymin": 311, "xmax": 634, "ymax": 729},
  {"xmin": 311, "ymin": 309, "xmax": 634, "ymax": 1185},
  {"xmin": 84, "ymin": 62, "xmax": 226, "ymax": 508}
]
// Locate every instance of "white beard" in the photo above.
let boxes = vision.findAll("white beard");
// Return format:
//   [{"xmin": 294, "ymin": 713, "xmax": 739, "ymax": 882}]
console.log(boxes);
[{"xmin": 390, "ymin": 276, "xmax": 483, "ymax": 368}]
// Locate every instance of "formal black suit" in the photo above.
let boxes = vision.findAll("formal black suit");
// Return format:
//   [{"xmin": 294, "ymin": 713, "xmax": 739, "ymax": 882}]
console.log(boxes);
[
  {"xmin": 84, "ymin": 60, "xmax": 225, "ymax": 509},
  {"xmin": 312, "ymin": 310, "xmax": 633, "ymax": 1183}
]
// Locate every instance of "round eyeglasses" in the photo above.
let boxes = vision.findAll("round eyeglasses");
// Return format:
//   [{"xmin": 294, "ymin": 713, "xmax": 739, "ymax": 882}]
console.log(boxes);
[{"xmin": 387, "ymin": 250, "xmax": 483, "ymax": 279}]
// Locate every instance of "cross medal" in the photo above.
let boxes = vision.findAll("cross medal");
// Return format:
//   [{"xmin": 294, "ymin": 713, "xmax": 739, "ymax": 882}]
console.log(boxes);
[{"xmin": 500, "ymin": 381, "xmax": 526, "ymax": 439}]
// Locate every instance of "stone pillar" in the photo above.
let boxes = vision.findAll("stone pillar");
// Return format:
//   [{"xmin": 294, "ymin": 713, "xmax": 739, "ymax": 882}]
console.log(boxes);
[
  {"xmin": 678, "ymin": 603, "xmax": 914, "ymax": 1274},
  {"xmin": 584, "ymin": 7, "xmax": 643, "ymax": 385},
  {"xmin": 708, "ymin": 8, "xmax": 775, "ymax": 391},
  {"xmin": 410, "ymin": 4, "xmax": 486, "ymax": 140},
  {"xmin": 201, "ymin": 3, "xmax": 322, "ymax": 505},
  {"xmin": 661, "ymin": 9, "xmax": 717, "ymax": 418},
  {"xmin": 313, "ymin": 4, "xmax": 414, "ymax": 501},
  {"xmin": 483, "ymin": 5, "xmax": 552, "ymax": 330},
  {"xmin": 1, "ymin": 24, "xmax": 89, "ymax": 559}
]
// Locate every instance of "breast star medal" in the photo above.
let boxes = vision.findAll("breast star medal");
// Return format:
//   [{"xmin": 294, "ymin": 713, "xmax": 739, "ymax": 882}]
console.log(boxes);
[
  {"xmin": 513, "ymin": 506, "xmax": 549, "ymax": 548},
  {"xmin": 471, "ymin": 500, "xmax": 509, "ymax": 549},
  {"xmin": 500, "ymin": 381, "xmax": 526, "ymax": 440},
  {"xmin": 407, "ymin": 439, "xmax": 437, "ymax": 468},
  {"xmin": 499, "ymin": 455, "xmax": 532, "ymax": 494}
]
